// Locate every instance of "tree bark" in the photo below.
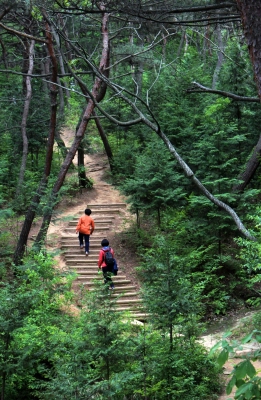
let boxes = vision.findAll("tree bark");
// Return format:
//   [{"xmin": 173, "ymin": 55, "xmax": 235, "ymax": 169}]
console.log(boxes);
[
  {"xmin": 93, "ymin": 110, "xmax": 114, "ymax": 171},
  {"xmin": 212, "ymin": 24, "xmax": 224, "ymax": 89},
  {"xmin": 15, "ymin": 39, "xmax": 35, "ymax": 201},
  {"xmin": 233, "ymin": 0, "xmax": 261, "ymax": 191},
  {"xmin": 76, "ymin": 112, "xmax": 92, "ymax": 188}
]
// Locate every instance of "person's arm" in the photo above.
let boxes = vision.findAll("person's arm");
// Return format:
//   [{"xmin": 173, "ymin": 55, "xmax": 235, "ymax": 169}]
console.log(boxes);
[
  {"xmin": 76, "ymin": 217, "xmax": 81, "ymax": 234},
  {"xmin": 98, "ymin": 250, "xmax": 104, "ymax": 268},
  {"xmin": 90, "ymin": 219, "xmax": 95, "ymax": 234}
]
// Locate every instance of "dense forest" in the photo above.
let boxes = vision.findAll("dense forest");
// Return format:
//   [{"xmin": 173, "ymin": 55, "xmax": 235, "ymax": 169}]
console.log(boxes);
[{"xmin": 1, "ymin": 0, "xmax": 261, "ymax": 398}]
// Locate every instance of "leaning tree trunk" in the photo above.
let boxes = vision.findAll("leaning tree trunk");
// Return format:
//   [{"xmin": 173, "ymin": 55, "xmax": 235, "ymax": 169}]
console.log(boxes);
[
  {"xmin": 15, "ymin": 39, "xmax": 35, "ymax": 201},
  {"xmin": 93, "ymin": 110, "xmax": 114, "ymax": 171},
  {"xmin": 14, "ymin": 16, "xmax": 58, "ymax": 265},
  {"xmin": 76, "ymin": 112, "xmax": 92, "ymax": 188},
  {"xmin": 234, "ymin": 0, "xmax": 261, "ymax": 191},
  {"xmin": 55, "ymin": 128, "xmax": 68, "ymax": 159},
  {"xmin": 34, "ymin": 8, "xmax": 110, "ymax": 248},
  {"xmin": 78, "ymin": 142, "xmax": 89, "ymax": 188}
]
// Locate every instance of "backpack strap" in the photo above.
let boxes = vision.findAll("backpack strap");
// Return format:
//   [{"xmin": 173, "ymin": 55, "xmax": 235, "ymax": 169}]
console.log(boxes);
[{"xmin": 102, "ymin": 247, "xmax": 111, "ymax": 262}]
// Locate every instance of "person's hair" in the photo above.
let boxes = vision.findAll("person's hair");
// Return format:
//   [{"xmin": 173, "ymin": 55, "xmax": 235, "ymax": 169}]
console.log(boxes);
[
  {"xmin": 85, "ymin": 208, "xmax": 92, "ymax": 215},
  {"xmin": 101, "ymin": 238, "xmax": 109, "ymax": 247}
]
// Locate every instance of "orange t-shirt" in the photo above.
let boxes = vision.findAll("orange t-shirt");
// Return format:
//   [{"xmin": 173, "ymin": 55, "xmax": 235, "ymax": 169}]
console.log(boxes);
[{"xmin": 76, "ymin": 215, "xmax": 95, "ymax": 235}]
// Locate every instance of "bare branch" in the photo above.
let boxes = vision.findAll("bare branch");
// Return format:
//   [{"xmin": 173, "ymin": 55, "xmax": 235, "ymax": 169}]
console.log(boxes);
[
  {"xmin": 0, "ymin": 21, "xmax": 47, "ymax": 43},
  {"xmin": 187, "ymin": 81, "xmax": 260, "ymax": 102},
  {"xmin": 0, "ymin": 69, "xmax": 92, "ymax": 77}
]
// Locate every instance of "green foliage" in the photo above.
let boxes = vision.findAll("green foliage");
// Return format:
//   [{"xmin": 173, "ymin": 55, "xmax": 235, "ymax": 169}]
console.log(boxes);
[
  {"xmin": 0, "ymin": 252, "xmax": 76, "ymax": 399},
  {"xmin": 64, "ymin": 94, "xmax": 85, "ymax": 128},
  {"xmin": 0, "ymin": 253, "xmax": 221, "ymax": 400},
  {"xmin": 211, "ymin": 331, "xmax": 261, "ymax": 399},
  {"xmin": 119, "ymin": 137, "xmax": 186, "ymax": 226}
]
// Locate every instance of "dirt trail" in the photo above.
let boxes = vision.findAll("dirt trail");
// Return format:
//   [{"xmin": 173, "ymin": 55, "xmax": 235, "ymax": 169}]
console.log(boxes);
[{"xmin": 43, "ymin": 128, "xmax": 136, "ymax": 275}]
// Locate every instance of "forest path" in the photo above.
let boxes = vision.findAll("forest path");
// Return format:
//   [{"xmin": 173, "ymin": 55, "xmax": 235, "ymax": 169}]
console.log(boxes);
[
  {"xmin": 44, "ymin": 128, "xmax": 145, "ymax": 319},
  {"xmin": 40, "ymin": 128, "xmax": 261, "ymax": 399}
]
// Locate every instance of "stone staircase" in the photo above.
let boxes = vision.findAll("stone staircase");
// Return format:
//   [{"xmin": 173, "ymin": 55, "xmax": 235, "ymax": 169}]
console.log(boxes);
[{"xmin": 61, "ymin": 203, "xmax": 147, "ymax": 321}]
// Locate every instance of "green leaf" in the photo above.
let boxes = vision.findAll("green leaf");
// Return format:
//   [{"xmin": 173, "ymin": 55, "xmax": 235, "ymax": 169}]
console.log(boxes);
[
  {"xmin": 235, "ymin": 360, "xmax": 248, "ymax": 380},
  {"xmin": 226, "ymin": 375, "xmax": 237, "ymax": 394},
  {"xmin": 255, "ymin": 335, "xmax": 261, "ymax": 343},
  {"xmin": 209, "ymin": 340, "xmax": 222, "ymax": 355},
  {"xmin": 223, "ymin": 331, "xmax": 233, "ymax": 339},
  {"xmin": 235, "ymin": 382, "xmax": 254, "ymax": 398},
  {"xmin": 242, "ymin": 333, "xmax": 254, "ymax": 344},
  {"xmin": 246, "ymin": 359, "xmax": 256, "ymax": 378},
  {"xmin": 217, "ymin": 348, "xmax": 229, "ymax": 367}
]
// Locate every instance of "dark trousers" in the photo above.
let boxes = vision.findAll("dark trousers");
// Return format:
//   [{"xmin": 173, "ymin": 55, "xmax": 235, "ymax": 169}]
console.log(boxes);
[
  {"xmin": 102, "ymin": 265, "xmax": 114, "ymax": 288},
  {"xmin": 78, "ymin": 233, "xmax": 90, "ymax": 253}
]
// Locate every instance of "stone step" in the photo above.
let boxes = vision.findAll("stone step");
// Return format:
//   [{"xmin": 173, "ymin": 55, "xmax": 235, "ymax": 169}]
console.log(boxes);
[
  {"xmin": 65, "ymin": 253, "xmax": 99, "ymax": 258},
  {"xmin": 116, "ymin": 298, "xmax": 142, "ymax": 305},
  {"xmin": 128, "ymin": 313, "xmax": 148, "ymax": 320},
  {"xmin": 111, "ymin": 292, "xmax": 140, "ymax": 298},
  {"xmin": 115, "ymin": 305, "xmax": 143, "ymax": 312},
  {"xmin": 73, "ymin": 271, "xmax": 125, "ymax": 277},
  {"xmin": 61, "ymin": 237, "xmax": 103, "ymax": 243},
  {"xmin": 66, "ymin": 259, "xmax": 100, "ymax": 266},
  {"xmin": 87, "ymin": 203, "xmax": 126, "ymax": 208},
  {"xmin": 77, "ymin": 209, "xmax": 123, "ymax": 215},
  {"xmin": 61, "ymin": 245, "xmax": 103, "ymax": 250},
  {"xmin": 68, "ymin": 266, "xmax": 104, "ymax": 271},
  {"xmin": 62, "ymin": 251, "xmax": 100, "ymax": 256},
  {"xmin": 88, "ymin": 284, "xmax": 137, "ymax": 291},
  {"xmin": 64, "ymin": 255, "xmax": 99, "ymax": 260},
  {"xmin": 74, "ymin": 273, "xmax": 126, "ymax": 279},
  {"xmin": 77, "ymin": 277, "xmax": 132, "ymax": 284},
  {"xmin": 62, "ymin": 246, "xmax": 102, "ymax": 251}
]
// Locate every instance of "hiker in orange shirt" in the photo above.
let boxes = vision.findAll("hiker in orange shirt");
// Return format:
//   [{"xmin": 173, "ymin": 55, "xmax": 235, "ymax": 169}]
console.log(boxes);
[{"xmin": 76, "ymin": 208, "xmax": 95, "ymax": 256}]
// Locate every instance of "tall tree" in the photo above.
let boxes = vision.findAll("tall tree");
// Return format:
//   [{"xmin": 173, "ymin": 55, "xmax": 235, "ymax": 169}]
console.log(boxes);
[{"xmin": 15, "ymin": 39, "xmax": 35, "ymax": 200}]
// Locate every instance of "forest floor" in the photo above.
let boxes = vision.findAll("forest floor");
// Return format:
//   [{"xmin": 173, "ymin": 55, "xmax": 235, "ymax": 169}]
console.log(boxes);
[{"xmin": 29, "ymin": 128, "xmax": 261, "ymax": 400}]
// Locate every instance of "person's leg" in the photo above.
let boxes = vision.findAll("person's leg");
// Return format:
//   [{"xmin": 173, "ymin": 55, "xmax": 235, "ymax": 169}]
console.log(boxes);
[
  {"xmin": 102, "ymin": 266, "xmax": 113, "ymax": 288},
  {"xmin": 79, "ymin": 232, "xmax": 84, "ymax": 248},
  {"xmin": 84, "ymin": 234, "xmax": 90, "ymax": 254},
  {"xmin": 108, "ymin": 265, "xmax": 114, "ymax": 288}
]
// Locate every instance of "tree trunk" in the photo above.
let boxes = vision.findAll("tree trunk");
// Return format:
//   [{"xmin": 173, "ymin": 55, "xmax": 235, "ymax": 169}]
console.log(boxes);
[
  {"xmin": 14, "ymin": 16, "xmax": 58, "ymax": 265},
  {"xmin": 75, "ymin": 110, "xmax": 92, "ymax": 188},
  {"xmin": 34, "ymin": 9, "xmax": 110, "ymax": 248},
  {"xmin": 212, "ymin": 24, "xmax": 224, "ymax": 89},
  {"xmin": 51, "ymin": 25, "xmax": 70, "ymax": 104},
  {"xmin": 93, "ymin": 110, "xmax": 114, "ymax": 171},
  {"xmin": 77, "ymin": 142, "xmax": 89, "ymax": 188},
  {"xmin": 234, "ymin": 0, "xmax": 261, "ymax": 191},
  {"xmin": 55, "ymin": 128, "xmax": 68, "ymax": 159},
  {"xmin": 15, "ymin": 40, "xmax": 35, "ymax": 200}
]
